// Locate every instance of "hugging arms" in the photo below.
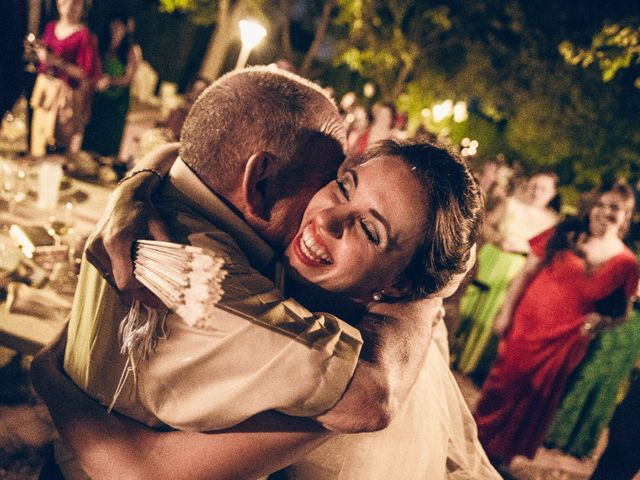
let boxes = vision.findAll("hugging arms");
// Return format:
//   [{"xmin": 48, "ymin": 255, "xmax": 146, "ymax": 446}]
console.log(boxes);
[{"xmin": 33, "ymin": 68, "xmax": 483, "ymax": 480}]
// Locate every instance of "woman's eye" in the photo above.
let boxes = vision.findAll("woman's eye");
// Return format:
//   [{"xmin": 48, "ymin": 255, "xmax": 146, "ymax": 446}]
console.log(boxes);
[
  {"xmin": 336, "ymin": 179, "xmax": 349, "ymax": 199},
  {"xmin": 360, "ymin": 220, "xmax": 380, "ymax": 245}
]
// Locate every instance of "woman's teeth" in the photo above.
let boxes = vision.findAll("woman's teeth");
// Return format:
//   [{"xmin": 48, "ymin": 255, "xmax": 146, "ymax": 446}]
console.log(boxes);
[{"xmin": 301, "ymin": 227, "xmax": 333, "ymax": 264}]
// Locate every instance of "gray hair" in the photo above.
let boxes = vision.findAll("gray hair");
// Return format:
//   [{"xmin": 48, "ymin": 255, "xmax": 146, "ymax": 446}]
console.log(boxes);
[{"xmin": 179, "ymin": 66, "xmax": 345, "ymax": 193}]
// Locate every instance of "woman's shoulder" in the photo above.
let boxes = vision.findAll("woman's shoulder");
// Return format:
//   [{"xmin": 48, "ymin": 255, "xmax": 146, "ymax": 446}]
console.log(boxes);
[
  {"xmin": 617, "ymin": 244, "xmax": 639, "ymax": 267},
  {"xmin": 75, "ymin": 25, "xmax": 93, "ymax": 40},
  {"xmin": 42, "ymin": 21, "xmax": 56, "ymax": 38},
  {"xmin": 599, "ymin": 245, "xmax": 640, "ymax": 283}
]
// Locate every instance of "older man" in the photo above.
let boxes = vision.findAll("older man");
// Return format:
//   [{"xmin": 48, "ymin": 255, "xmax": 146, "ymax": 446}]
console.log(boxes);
[{"xmin": 34, "ymin": 67, "xmax": 497, "ymax": 479}]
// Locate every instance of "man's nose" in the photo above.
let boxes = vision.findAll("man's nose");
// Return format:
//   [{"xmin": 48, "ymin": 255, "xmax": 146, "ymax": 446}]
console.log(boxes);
[{"xmin": 316, "ymin": 205, "xmax": 353, "ymax": 238}]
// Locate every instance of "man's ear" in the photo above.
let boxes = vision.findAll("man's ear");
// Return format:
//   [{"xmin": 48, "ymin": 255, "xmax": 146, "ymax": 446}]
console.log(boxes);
[{"xmin": 242, "ymin": 151, "xmax": 276, "ymax": 220}]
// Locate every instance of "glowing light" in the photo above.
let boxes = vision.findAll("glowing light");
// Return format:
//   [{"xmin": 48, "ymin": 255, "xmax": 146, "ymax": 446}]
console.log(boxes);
[
  {"xmin": 432, "ymin": 99, "xmax": 454, "ymax": 122},
  {"xmin": 363, "ymin": 83, "xmax": 375, "ymax": 98},
  {"xmin": 421, "ymin": 108, "xmax": 431, "ymax": 118},
  {"xmin": 239, "ymin": 20, "xmax": 267, "ymax": 50},
  {"xmin": 461, "ymin": 137, "xmax": 471, "ymax": 147},
  {"xmin": 235, "ymin": 20, "xmax": 267, "ymax": 70},
  {"xmin": 432, "ymin": 104, "xmax": 447, "ymax": 122},
  {"xmin": 453, "ymin": 101, "xmax": 468, "ymax": 123}
]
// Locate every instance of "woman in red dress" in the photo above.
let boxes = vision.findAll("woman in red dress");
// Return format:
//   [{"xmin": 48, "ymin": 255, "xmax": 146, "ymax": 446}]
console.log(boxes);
[
  {"xmin": 30, "ymin": 0, "xmax": 101, "ymax": 155},
  {"xmin": 474, "ymin": 181, "xmax": 639, "ymax": 468}
]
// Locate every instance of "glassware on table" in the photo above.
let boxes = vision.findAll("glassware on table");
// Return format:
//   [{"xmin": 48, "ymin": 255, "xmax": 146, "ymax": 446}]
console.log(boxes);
[
  {"xmin": 45, "ymin": 201, "xmax": 75, "ymax": 244},
  {"xmin": 0, "ymin": 158, "xmax": 29, "ymax": 214},
  {"xmin": 36, "ymin": 161, "xmax": 64, "ymax": 212}
]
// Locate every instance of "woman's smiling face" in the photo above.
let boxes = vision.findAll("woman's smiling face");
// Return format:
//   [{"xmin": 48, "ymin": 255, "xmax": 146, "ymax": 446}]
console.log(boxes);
[
  {"xmin": 589, "ymin": 191, "xmax": 628, "ymax": 236},
  {"xmin": 284, "ymin": 155, "xmax": 429, "ymax": 300}
]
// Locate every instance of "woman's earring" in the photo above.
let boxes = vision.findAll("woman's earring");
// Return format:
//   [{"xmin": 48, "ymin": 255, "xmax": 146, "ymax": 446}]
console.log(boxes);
[{"xmin": 372, "ymin": 292, "xmax": 383, "ymax": 302}]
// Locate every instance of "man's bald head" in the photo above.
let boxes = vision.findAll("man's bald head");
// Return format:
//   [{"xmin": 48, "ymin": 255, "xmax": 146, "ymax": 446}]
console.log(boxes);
[{"xmin": 179, "ymin": 66, "xmax": 346, "ymax": 195}]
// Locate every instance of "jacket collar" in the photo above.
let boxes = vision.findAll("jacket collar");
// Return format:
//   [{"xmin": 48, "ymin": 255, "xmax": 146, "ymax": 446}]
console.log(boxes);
[{"xmin": 166, "ymin": 157, "xmax": 276, "ymax": 276}]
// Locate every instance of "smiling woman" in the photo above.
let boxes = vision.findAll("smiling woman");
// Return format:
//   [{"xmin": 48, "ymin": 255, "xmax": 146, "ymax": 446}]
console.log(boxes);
[
  {"xmin": 475, "ymin": 181, "xmax": 639, "ymax": 468},
  {"xmin": 285, "ymin": 140, "xmax": 482, "ymax": 303}
]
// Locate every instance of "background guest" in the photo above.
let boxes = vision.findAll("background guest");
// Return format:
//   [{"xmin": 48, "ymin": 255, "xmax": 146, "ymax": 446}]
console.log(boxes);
[
  {"xmin": 30, "ymin": 0, "xmax": 101, "ymax": 156},
  {"xmin": 589, "ymin": 369, "xmax": 640, "ymax": 480},
  {"xmin": 349, "ymin": 102, "xmax": 396, "ymax": 156},
  {"xmin": 545, "ymin": 270, "xmax": 640, "ymax": 457},
  {"xmin": 474, "ymin": 181, "xmax": 638, "ymax": 471},
  {"xmin": 82, "ymin": 11, "xmax": 141, "ymax": 158},
  {"xmin": 454, "ymin": 171, "xmax": 560, "ymax": 380},
  {"xmin": 0, "ymin": 0, "xmax": 28, "ymax": 117},
  {"xmin": 345, "ymin": 104, "xmax": 370, "ymax": 152}
]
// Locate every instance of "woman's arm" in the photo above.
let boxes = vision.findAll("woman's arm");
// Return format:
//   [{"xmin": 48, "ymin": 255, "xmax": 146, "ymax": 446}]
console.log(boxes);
[
  {"xmin": 314, "ymin": 297, "xmax": 443, "ymax": 432},
  {"xmin": 105, "ymin": 44, "xmax": 141, "ymax": 88},
  {"xmin": 492, "ymin": 253, "xmax": 540, "ymax": 336},
  {"xmin": 32, "ymin": 330, "xmax": 331, "ymax": 480},
  {"xmin": 37, "ymin": 47, "xmax": 88, "ymax": 82}
]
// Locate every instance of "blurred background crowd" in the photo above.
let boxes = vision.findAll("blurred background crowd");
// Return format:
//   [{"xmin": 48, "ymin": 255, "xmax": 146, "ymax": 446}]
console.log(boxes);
[{"xmin": 1, "ymin": 0, "xmax": 640, "ymax": 479}]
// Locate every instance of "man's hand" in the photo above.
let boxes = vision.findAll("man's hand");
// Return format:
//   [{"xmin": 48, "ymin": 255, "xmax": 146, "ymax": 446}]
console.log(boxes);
[
  {"xmin": 85, "ymin": 144, "xmax": 178, "ymax": 305},
  {"xmin": 315, "ymin": 297, "xmax": 443, "ymax": 432}
]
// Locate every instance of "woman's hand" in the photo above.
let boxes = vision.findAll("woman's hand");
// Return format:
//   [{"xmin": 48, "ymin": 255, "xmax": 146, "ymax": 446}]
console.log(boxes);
[
  {"xmin": 580, "ymin": 312, "xmax": 610, "ymax": 339},
  {"xmin": 96, "ymin": 75, "xmax": 111, "ymax": 91},
  {"xmin": 35, "ymin": 45, "xmax": 48, "ymax": 64},
  {"xmin": 492, "ymin": 307, "xmax": 512, "ymax": 337}
]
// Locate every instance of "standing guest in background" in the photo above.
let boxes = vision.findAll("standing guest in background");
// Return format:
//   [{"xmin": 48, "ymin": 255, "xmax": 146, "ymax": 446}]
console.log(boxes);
[
  {"xmin": 30, "ymin": 0, "xmax": 101, "ymax": 156},
  {"xmin": 474, "ymin": 158, "xmax": 512, "ymax": 217},
  {"xmin": 345, "ymin": 104, "xmax": 370, "ymax": 152},
  {"xmin": 483, "ymin": 171, "xmax": 561, "ymax": 254},
  {"xmin": 83, "ymin": 12, "xmax": 141, "ymax": 158},
  {"xmin": 391, "ymin": 111, "xmax": 409, "ymax": 140},
  {"xmin": 474, "ymin": 181, "xmax": 638, "ymax": 472},
  {"xmin": 349, "ymin": 102, "xmax": 396, "ymax": 156},
  {"xmin": 161, "ymin": 76, "xmax": 208, "ymax": 141},
  {"xmin": 455, "ymin": 171, "xmax": 560, "ymax": 379}
]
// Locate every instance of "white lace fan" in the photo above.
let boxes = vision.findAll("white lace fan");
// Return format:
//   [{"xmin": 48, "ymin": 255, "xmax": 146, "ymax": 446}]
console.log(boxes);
[{"xmin": 133, "ymin": 240, "xmax": 228, "ymax": 327}]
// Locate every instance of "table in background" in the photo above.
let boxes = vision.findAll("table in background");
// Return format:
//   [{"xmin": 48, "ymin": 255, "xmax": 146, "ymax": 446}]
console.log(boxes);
[{"xmin": 0, "ymin": 178, "xmax": 112, "ymax": 354}]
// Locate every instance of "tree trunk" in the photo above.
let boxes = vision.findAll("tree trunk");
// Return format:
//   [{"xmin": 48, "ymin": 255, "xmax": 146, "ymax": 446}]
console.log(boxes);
[
  {"xmin": 386, "ymin": 47, "xmax": 418, "ymax": 101},
  {"xmin": 198, "ymin": 0, "xmax": 247, "ymax": 81},
  {"xmin": 299, "ymin": 0, "xmax": 335, "ymax": 78},
  {"xmin": 279, "ymin": 0, "xmax": 293, "ymax": 61}
]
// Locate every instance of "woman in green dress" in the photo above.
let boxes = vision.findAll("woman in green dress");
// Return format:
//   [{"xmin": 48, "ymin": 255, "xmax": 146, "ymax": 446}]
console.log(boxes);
[
  {"xmin": 83, "ymin": 12, "xmax": 140, "ymax": 158},
  {"xmin": 454, "ymin": 171, "xmax": 560, "ymax": 379},
  {"xmin": 545, "ymin": 278, "xmax": 640, "ymax": 458}
]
